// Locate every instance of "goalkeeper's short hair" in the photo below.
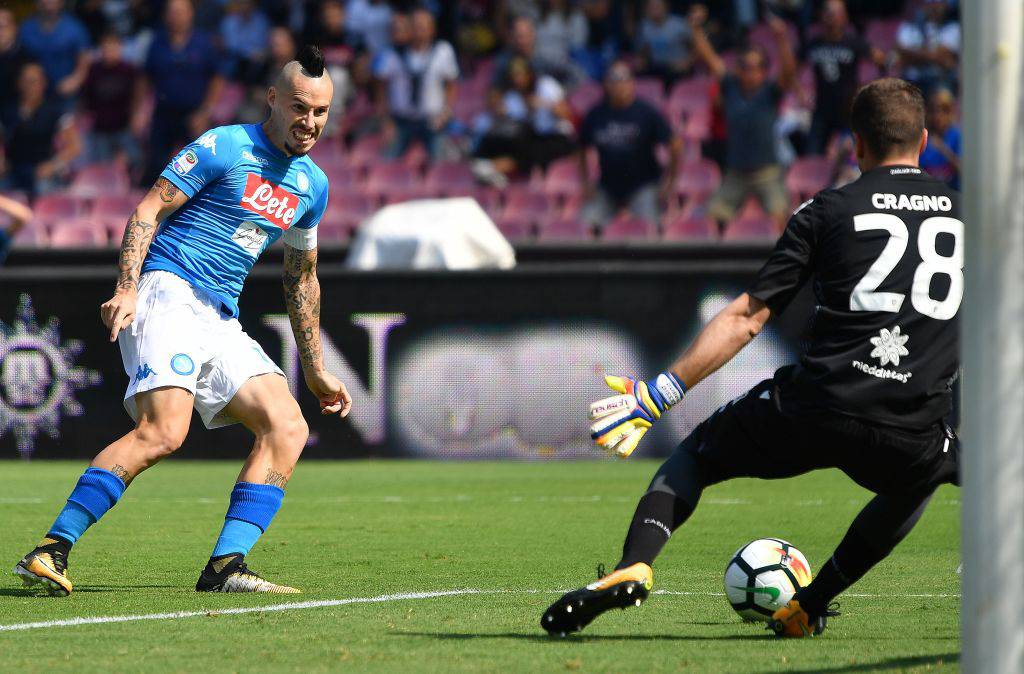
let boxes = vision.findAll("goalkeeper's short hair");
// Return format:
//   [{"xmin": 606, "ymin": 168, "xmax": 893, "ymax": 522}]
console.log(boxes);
[{"xmin": 850, "ymin": 78, "xmax": 926, "ymax": 159}]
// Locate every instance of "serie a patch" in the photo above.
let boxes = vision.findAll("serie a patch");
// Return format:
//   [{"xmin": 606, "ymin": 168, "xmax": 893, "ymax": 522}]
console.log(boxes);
[{"xmin": 173, "ymin": 150, "xmax": 199, "ymax": 175}]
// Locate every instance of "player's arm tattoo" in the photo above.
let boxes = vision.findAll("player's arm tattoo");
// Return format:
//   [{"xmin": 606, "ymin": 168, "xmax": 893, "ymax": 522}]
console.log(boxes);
[
  {"xmin": 264, "ymin": 467, "xmax": 289, "ymax": 489},
  {"xmin": 282, "ymin": 245, "xmax": 323, "ymax": 373},
  {"xmin": 116, "ymin": 178, "xmax": 178, "ymax": 292},
  {"xmin": 156, "ymin": 177, "xmax": 180, "ymax": 204},
  {"xmin": 109, "ymin": 464, "xmax": 133, "ymax": 485},
  {"xmin": 115, "ymin": 211, "xmax": 156, "ymax": 292}
]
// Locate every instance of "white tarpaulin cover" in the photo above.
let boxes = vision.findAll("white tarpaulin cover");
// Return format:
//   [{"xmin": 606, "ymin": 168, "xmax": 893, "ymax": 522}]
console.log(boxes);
[{"xmin": 345, "ymin": 198, "xmax": 516, "ymax": 270}]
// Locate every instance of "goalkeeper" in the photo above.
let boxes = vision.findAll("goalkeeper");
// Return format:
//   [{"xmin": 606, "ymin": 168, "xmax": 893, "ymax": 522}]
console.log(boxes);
[{"xmin": 541, "ymin": 78, "xmax": 962, "ymax": 639}]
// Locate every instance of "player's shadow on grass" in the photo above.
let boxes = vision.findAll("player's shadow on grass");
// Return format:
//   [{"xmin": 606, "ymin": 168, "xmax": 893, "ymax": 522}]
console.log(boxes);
[
  {"xmin": 787, "ymin": 652, "xmax": 958, "ymax": 673},
  {"xmin": 0, "ymin": 584, "xmax": 177, "ymax": 597},
  {"xmin": 392, "ymin": 631, "xmax": 769, "ymax": 643}
]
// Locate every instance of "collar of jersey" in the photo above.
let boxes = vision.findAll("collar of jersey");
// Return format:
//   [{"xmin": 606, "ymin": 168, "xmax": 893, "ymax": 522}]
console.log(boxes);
[{"xmin": 253, "ymin": 122, "xmax": 290, "ymax": 162}]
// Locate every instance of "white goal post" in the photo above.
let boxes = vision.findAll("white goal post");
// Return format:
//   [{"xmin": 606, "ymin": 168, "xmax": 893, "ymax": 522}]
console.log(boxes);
[{"xmin": 961, "ymin": 2, "xmax": 1024, "ymax": 672}]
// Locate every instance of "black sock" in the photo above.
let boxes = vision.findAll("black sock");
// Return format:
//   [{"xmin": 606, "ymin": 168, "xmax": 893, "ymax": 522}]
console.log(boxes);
[
  {"xmin": 617, "ymin": 491, "xmax": 696, "ymax": 569},
  {"xmin": 797, "ymin": 491, "xmax": 933, "ymax": 617},
  {"xmin": 42, "ymin": 534, "xmax": 72, "ymax": 556}
]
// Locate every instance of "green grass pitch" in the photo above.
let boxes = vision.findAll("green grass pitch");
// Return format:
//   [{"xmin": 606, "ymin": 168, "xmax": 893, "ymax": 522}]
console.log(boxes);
[{"xmin": 0, "ymin": 460, "xmax": 959, "ymax": 672}]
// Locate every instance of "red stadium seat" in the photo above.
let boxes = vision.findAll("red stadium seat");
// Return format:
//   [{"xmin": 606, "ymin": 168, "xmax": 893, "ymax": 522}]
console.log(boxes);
[
  {"xmin": 602, "ymin": 214, "xmax": 658, "ymax": 241},
  {"xmin": 34, "ymin": 194, "xmax": 89, "ymax": 220},
  {"xmin": 324, "ymin": 164, "xmax": 358, "ymax": 189},
  {"xmin": 316, "ymin": 220, "xmax": 353, "ymax": 243},
  {"xmin": 365, "ymin": 162, "xmax": 415, "ymax": 199},
  {"xmin": 49, "ymin": 218, "xmax": 108, "ymax": 247},
  {"xmin": 669, "ymin": 76, "xmax": 711, "ymax": 110},
  {"xmin": 349, "ymin": 134, "xmax": 387, "ymax": 170},
  {"xmin": 676, "ymin": 159, "xmax": 721, "ymax": 202},
  {"xmin": 502, "ymin": 186, "xmax": 550, "ymax": 222},
  {"xmin": 786, "ymin": 155, "xmax": 831, "ymax": 200},
  {"xmin": 635, "ymin": 77, "xmax": 666, "ymax": 110},
  {"xmin": 723, "ymin": 212, "xmax": 777, "ymax": 242},
  {"xmin": 538, "ymin": 218, "xmax": 590, "ymax": 241},
  {"xmin": 326, "ymin": 189, "xmax": 375, "ymax": 224},
  {"xmin": 543, "ymin": 159, "xmax": 581, "ymax": 202},
  {"xmin": 91, "ymin": 194, "xmax": 137, "ymax": 221},
  {"xmin": 662, "ymin": 213, "xmax": 716, "ymax": 241},
  {"xmin": 425, "ymin": 162, "xmax": 477, "ymax": 197},
  {"xmin": 70, "ymin": 163, "xmax": 130, "ymax": 197},
  {"xmin": 494, "ymin": 215, "xmax": 533, "ymax": 242}
]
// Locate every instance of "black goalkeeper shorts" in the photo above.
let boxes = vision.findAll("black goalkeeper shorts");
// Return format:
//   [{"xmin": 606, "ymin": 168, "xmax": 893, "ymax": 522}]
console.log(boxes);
[{"xmin": 674, "ymin": 379, "xmax": 960, "ymax": 497}]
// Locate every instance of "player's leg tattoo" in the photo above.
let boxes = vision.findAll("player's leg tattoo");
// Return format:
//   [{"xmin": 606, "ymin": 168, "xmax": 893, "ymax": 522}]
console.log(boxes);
[
  {"xmin": 109, "ymin": 464, "xmax": 133, "ymax": 486},
  {"xmin": 264, "ymin": 467, "xmax": 289, "ymax": 489}
]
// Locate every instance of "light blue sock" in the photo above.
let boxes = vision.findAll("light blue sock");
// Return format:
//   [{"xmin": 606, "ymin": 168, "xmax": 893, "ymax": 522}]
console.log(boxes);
[
  {"xmin": 212, "ymin": 519, "xmax": 264, "ymax": 557},
  {"xmin": 210, "ymin": 482, "xmax": 285, "ymax": 559},
  {"xmin": 48, "ymin": 467, "xmax": 127, "ymax": 544}
]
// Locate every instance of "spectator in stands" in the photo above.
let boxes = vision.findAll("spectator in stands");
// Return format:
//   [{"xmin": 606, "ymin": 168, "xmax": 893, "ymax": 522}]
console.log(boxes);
[
  {"xmin": 139, "ymin": 0, "xmax": 224, "ymax": 186},
  {"xmin": 895, "ymin": 0, "xmax": 959, "ymax": 95},
  {"xmin": 81, "ymin": 32, "xmax": 141, "ymax": 169},
  {"xmin": 220, "ymin": 0, "xmax": 271, "ymax": 83},
  {"xmin": 374, "ymin": 8, "xmax": 458, "ymax": 159},
  {"xmin": 495, "ymin": 15, "xmax": 581, "ymax": 89},
  {"xmin": 635, "ymin": 0, "xmax": 693, "ymax": 90},
  {"xmin": 802, "ymin": 0, "xmax": 885, "ymax": 155},
  {"xmin": 306, "ymin": 0, "xmax": 356, "ymax": 59},
  {"xmin": 0, "ymin": 193, "xmax": 33, "ymax": 264},
  {"xmin": 347, "ymin": 0, "xmax": 394, "ymax": 55},
  {"xmin": 471, "ymin": 56, "xmax": 576, "ymax": 189},
  {"xmin": 18, "ymin": 0, "xmax": 91, "ymax": 101},
  {"xmin": 578, "ymin": 60, "xmax": 681, "ymax": 228},
  {"xmin": 535, "ymin": 1, "xmax": 588, "ymax": 85},
  {"xmin": 691, "ymin": 6, "xmax": 796, "ymax": 233},
  {"xmin": 236, "ymin": 26, "xmax": 297, "ymax": 124},
  {"xmin": 0, "ymin": 62, "xmax": 82, "ymax": 197},
  {"xmin": 575, "ymin": 0, "xmax": 621, "ymax": 81},
  {"xmin": 0, "ymin": 9, "xmax": 30, "ymax": 100},
  {"xmin": 919, "ymin": 87, "xmax": 960, "ymax": 190}
]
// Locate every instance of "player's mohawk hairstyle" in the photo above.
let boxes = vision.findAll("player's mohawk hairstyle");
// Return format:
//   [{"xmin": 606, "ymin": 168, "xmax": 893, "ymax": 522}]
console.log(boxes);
[{"xmin": 296, "ymin": 45, "xmax": 325, "ymax": 78}]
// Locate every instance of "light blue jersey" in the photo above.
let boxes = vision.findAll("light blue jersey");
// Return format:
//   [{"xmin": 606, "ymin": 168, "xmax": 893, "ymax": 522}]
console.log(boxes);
[{"xmin": 146, "ymin": 124, "xmax": 328, "ymax": 318}]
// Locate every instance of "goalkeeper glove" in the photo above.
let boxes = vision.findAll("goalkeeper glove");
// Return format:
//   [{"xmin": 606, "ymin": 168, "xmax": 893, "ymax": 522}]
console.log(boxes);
[{"xmin": 589, "ymin": 373, "xmax": 686, "ymax": 458}]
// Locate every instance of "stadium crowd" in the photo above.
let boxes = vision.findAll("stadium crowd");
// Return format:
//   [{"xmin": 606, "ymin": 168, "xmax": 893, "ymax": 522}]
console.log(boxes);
[{"xmin": 0, "ymin": 0, "xmax": 962, "ymax": 253}]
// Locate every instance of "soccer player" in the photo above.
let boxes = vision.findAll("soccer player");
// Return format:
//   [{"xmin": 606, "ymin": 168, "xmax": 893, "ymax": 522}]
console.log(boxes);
[
  {"xmin": 541, "ymin": 78, "xmax": 963, "ymax": 637},
  {"xmin": 13, "ymin": 46, "xmax": 351, "ymax": 595}
]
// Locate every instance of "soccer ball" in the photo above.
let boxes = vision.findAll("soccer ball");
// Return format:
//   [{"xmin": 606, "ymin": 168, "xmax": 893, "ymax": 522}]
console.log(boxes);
[{"xmin": 723, "ymin": 538, "xmax": 813, "ymax": 621}]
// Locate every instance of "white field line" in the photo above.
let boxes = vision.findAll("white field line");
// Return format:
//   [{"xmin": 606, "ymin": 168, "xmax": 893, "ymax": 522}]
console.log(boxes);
[
  {"xmin": 0, "ymin": 589, "xmax": 488, "ymax": 632},
  {"xmin": 0, "ymin": 587, "xmax": 960, "ymax": 633}
]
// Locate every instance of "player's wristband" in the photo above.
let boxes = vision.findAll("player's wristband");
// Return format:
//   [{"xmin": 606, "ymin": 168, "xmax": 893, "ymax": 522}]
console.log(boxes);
[{"xmin": 652, "ymin": 372, "xmax": 686, "ymax": 410}]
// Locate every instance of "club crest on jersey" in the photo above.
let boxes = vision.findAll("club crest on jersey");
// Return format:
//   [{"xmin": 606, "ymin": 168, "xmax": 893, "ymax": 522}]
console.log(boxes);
[
  {"xmin": 296, "ymin": 171, "xmax": 309, "ymax": 192},
  {"xmin": 240, "ymin": 174, "xmax": 298, "ymax": 229}
]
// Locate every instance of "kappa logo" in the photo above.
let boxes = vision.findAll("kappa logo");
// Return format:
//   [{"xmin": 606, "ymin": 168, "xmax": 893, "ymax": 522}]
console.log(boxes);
[
  {"xmin": 135, "ymin": 363, "xmax": 156, "ymax": 382},
  {"xmin": 197, "ymin": 133, "xmax": 217, "ymax": 155},
  {"xmin": 240, "ymin": 173, "xmax": 299, "ymax": 229}
]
